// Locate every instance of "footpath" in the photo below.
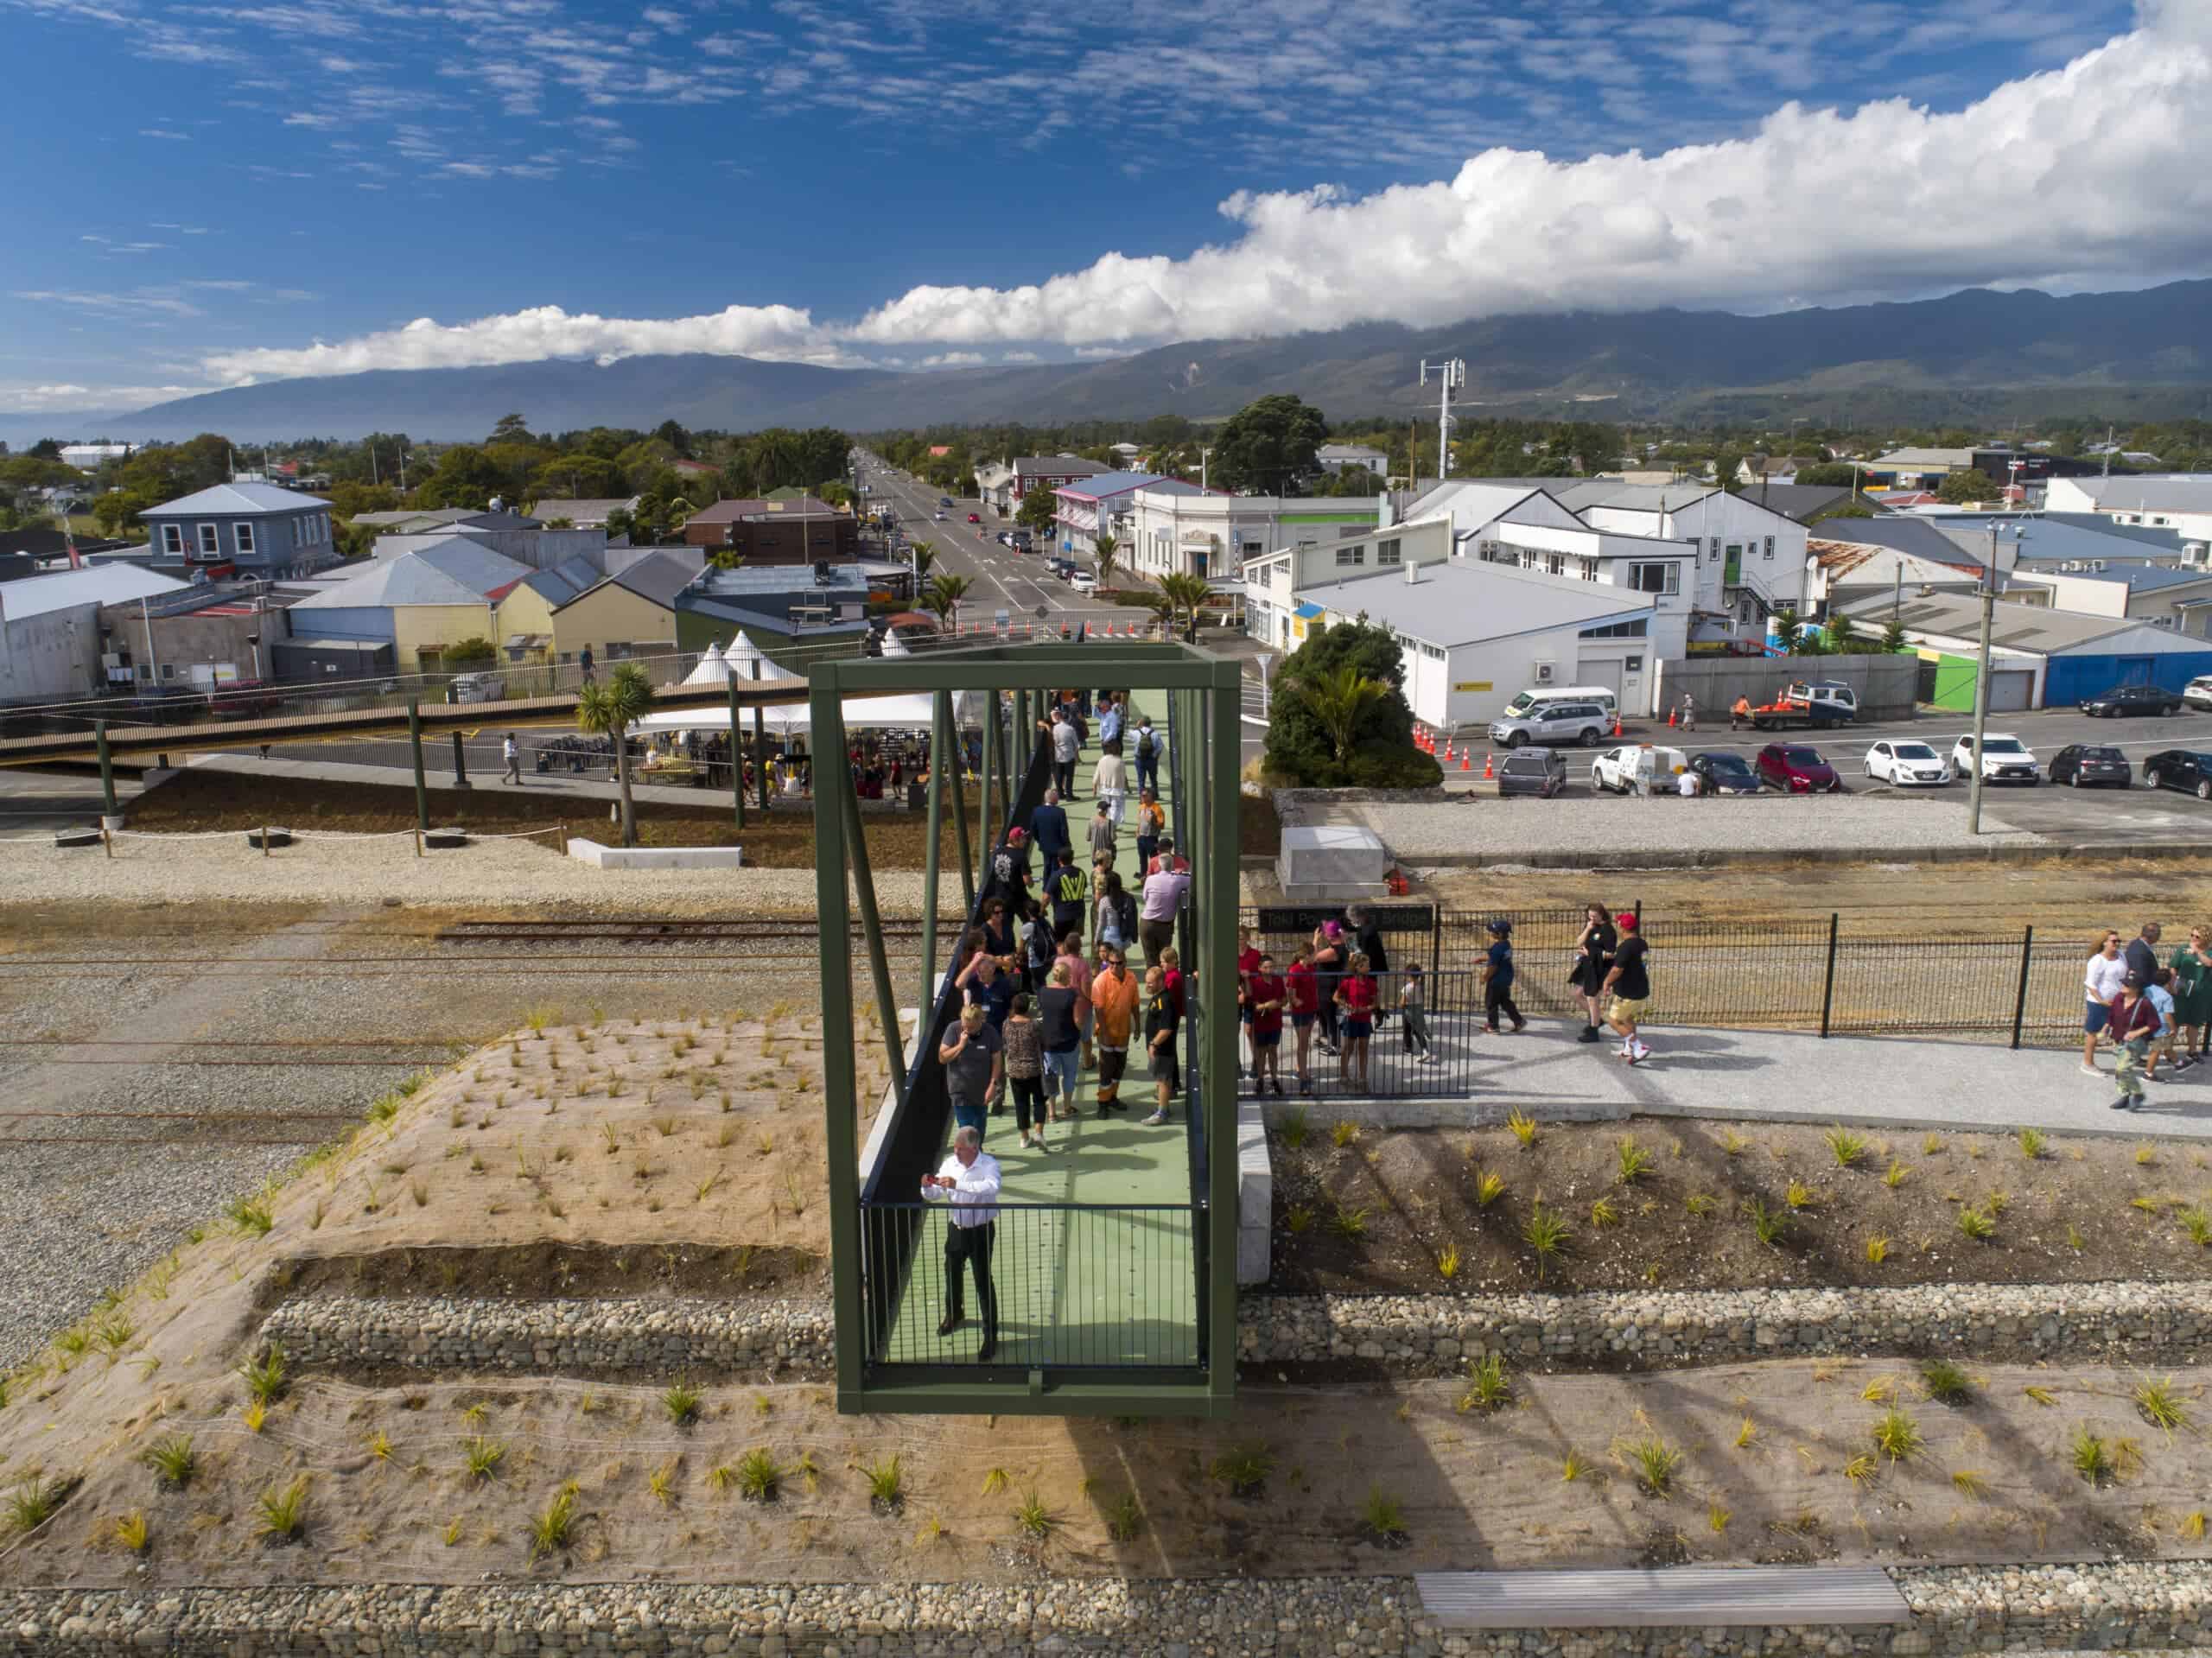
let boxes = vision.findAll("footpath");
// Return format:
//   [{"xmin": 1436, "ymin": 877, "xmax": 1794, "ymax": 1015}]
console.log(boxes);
[{"xmin": 1378, "ymin": 1019, "xmax": 2212, "ymax": 1140}]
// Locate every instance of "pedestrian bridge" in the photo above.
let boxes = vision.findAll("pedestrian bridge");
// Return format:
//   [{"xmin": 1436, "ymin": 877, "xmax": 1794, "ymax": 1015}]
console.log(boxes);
[{"xmin": 810, "ymin": 644, "xmax": 1242, "ymax": 1418}]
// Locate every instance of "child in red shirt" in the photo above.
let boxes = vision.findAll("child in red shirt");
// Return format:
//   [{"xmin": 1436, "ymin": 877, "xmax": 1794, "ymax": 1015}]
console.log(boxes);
[
  {"xmin": 1246, "ymin": 953, "xmax": 1286, "ymax": 1097},
  {"xmin": 1236, "ymin": 924, "xmax": 1263, "ymax": 1079},
  {"xmin": 1334, "ymin": 950, "xmax": 1378, "ymax": 1093},
  {"xmin": 1286, "ymin": 946, "xmax": 1320, "ymax": 1096}
]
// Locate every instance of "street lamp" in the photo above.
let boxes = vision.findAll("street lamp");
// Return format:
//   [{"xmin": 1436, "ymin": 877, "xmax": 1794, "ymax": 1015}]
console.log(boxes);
[{"xmin": 1966, "ymin": 523, "xmax": 2025, "ymax": 836}]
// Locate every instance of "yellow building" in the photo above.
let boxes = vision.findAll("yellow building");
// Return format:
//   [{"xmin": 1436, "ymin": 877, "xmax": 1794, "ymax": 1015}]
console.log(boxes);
[
  {"xmin": 287, "ymin": 537, "xmax": 552, "ymax": 674},
  {"xmin": 550, "ymin": 551, "xmax": 696, "ymax": 668}
]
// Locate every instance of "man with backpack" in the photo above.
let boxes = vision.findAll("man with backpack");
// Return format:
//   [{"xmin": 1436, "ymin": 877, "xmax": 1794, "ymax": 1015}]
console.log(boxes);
[{"xmin": 1133, "ymin": 715, "xmax": 1161, "ymax": 796}]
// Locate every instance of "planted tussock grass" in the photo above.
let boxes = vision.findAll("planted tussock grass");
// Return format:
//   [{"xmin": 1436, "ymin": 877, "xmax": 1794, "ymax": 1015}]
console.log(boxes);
[{"xmin": 1274, "ymin": 1117, "xmax": 2212, "ymax": 1296}]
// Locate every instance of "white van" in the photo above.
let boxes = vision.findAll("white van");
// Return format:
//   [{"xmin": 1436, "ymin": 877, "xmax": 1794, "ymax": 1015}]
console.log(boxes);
[
  {"xmin": 448, "ymin": 671, "xmax": 507, "ymax": 704},
  {"xmin": 1501, "ymin": 684, "xmax": 1619, "ymax": 720}
]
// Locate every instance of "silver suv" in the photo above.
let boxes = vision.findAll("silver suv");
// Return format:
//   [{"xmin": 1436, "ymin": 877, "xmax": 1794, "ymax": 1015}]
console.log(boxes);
[{"xmin": 1488, "ymin": 700, "xmax": 1611, "ymax": 749}]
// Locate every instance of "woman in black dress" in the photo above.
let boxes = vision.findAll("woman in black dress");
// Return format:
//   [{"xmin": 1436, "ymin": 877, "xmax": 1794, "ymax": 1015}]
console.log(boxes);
[{"xmin": 1571, "ymin": 903, "xmax": 1617, "ymax": 1044}]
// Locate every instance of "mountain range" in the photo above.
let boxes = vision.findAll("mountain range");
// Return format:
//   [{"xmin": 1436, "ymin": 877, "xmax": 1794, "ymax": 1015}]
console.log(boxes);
[{"xmin": 32, "ymin": 280, "xmax": 2212, "ymax": 444}]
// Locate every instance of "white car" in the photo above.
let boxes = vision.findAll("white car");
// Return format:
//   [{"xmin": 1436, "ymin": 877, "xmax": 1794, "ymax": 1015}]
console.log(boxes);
[
  {"xmin": 1948, "ymin": 733, "xmax": 2039, "ymax": 784},
  {"xmin": 1070, "ymin": 570, "xmax": 1098, "ymax": 595},
  {"xmin": 1590, "ymin": 744, "xmax": 1686, "ymax": 793},
  {"xmin": 2184, "ymin": 676, "xmax": 2212, "ymax": 711},
  {"xmin": 932, "ymin": 511, "xmax": 947, "ymax": 521},
  {"xmin": 1864, "ymin": 740, "xmax": 1949, "ymax": 786}
]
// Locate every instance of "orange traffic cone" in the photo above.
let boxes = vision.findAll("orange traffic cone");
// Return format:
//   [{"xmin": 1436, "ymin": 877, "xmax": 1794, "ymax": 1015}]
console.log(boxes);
[
  {"xmin": 1461, "ymin": 750, "xmax": 1472, "ymax": 772},
  {"xmin": 1611, "ymin": 712, "xmax": 1623, "ymax": 738},
  {"xmin": 1667, "ymin": 706, "xmax": 1678, "ymax": 728},
  {"xmin": 1483, "ymin": 751, "xmax": 1494, "ymax": 779}
]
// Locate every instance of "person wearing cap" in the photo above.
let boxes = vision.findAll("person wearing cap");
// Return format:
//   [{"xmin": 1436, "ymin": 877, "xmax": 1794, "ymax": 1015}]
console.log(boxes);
[
  {"xmin": 1599, "ymin": 911, "xmax": 1652, "ymax": 1065},
  {"xmin": 2107, "ymin": 971, "xmax": 2162, "ymax": 1110},
  {"xmin": 1480, "ymin": 918, "xmax": 1526, "ymax": 1035},
  {"xmin": 990, "ymin": 825, "xmax": 1033, "ymax": 905}
]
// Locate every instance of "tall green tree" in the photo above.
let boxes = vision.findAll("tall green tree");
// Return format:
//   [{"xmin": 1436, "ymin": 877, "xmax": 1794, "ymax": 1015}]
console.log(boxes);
[
  {"xmin": 575, "ymin": 663, "xmax": 656, "ymax": 848},
  {"xmin": 1093, "ymin": 534, "xmax": 1120, "ymax": 588},
  {"xmin": 1214, "ymin": 394, "xmax": 1327, "ymax": 495},
  {"xmin": 1016, "ymin": 486, "xmax": 1059, "ymax": 536},
  {"xmin": 1263, "ymin": 617, "xmax": 1440, "ymax": 788},
  {"xmin": 1303, "ymin": 664, "xmax": 1389, "ymax": 765}
]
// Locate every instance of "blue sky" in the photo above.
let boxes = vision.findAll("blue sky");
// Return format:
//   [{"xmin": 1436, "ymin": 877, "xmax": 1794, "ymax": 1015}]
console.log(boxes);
[{"xmin": 0, "ymin": 0, "xmax": 2202, "ymax": 416}]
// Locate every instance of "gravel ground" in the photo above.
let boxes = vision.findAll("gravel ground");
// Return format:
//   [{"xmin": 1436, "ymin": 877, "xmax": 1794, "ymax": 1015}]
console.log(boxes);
[
  {"xmin": 0, "ymin": 835, "xmax": 936, "ymax": 914},
  {"xmin": 1300, "ymin": 789, "xmax": 2040, "ymax": 861}
]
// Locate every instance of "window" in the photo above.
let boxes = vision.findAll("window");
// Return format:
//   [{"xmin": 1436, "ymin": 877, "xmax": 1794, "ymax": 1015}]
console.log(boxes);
[
  {"xmin": 1709, "ymin": 537, "xmax": 1721, "ymax": 561},
  {"xmin": 1624, "ymin": 655, "xmax": 1643, "ymax": 673},
  {"xmin": 1578, "ymin": 617, "xmax": 1649, "ymax": 639},
  {"xmin": 160, "ymin": 524, "xmax": 183, "ymax": 555},
  {"xmin": 196, "ymin": 524, "xmax": 219, "ymax": 557},
  {"xmin": 1335, "ymin": 546, "xmax": 1365, "ymax": 567},
  {"xmin": 233, "ymin": 522, "xmax": 256, "ymax": 556},
  {"xmin": 1764, "ymin": 535, "xmax": 1775, "ymax": 561},
  {"xmin": 1376, "ymin": 538, "xmax": 1401, "ymax": 565},
  {"xmin": 1419, "ymin": 643, "xmax": 1446, "ymax": 660},
  {"xmin": 1627, "ymin": 562, "xmax": 1680, "ymax": 594},
  {"xmin": 1479, "ymin": 540, "xmax": 1500, "ymax": 562},
  {"xmin": 1579, "ymin": 558, "xmax": 1597, "ymax": 581},
  {"xmin": 160, "ymin": 663, "xmax": 175, "ymax": 680}
]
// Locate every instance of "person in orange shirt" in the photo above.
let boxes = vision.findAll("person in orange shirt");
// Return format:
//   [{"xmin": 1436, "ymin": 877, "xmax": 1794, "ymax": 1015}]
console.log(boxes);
[{"xmin": 1087, "ymin": 944, "xmax": 1141, "ymax": 1115}]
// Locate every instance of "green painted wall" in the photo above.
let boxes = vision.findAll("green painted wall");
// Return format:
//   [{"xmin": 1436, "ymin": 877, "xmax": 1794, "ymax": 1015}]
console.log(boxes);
[{"xmin": 1926, "ymin": 652, "xmax": 1980, "ymax": 712}]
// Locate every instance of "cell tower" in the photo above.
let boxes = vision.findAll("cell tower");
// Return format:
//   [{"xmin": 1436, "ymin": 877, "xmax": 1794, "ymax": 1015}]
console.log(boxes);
[{"xmin": 1420, "ymin": 357, "xmax": 1465, "ymax": 480}]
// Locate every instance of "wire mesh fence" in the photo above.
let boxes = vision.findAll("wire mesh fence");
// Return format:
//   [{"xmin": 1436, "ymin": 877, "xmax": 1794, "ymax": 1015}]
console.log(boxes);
[{"xmin": 1241, "ymin": 904, "xmax": 2115, "ymax": 1086}]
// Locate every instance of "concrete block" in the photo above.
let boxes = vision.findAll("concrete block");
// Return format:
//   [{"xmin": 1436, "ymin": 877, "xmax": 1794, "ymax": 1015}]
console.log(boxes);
[
  {"xmin": 1236, "ymin": 1095, "xmax": 1273, "ymax": 1285},
  {"xmin": 1277, "ymin": 824, "xmax": 1389, "ymax": 901},
  {"xmin": 565, "ymin": 838, "xmax": 743, "ymax": 870}
]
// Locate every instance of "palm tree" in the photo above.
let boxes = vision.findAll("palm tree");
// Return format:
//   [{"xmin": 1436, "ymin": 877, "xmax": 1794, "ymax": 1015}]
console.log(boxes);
[
  {"xmin": 1135, "ymin": 589, "xmax": 1178, "ymax": 639},
  {"xmin": 1826, "ymin": 610, "xmax": 1860, "ymax": 653},
  {"xmin": 1303, "ymin": 664, "xmax": 1389, "ymax": 765},
  {"xmin": 908, "ymin": 538, "xmax": 938, "ymax": 581},
  {"xmin": 923, "ymin": 573, "xmax": 973, "ymax": 632},
  {"xmin": 575, "ymin": 662, "xmax": 656, "ymax": 848},
  {"xmin": 1094, "ymin": 534, "xmax": 1120, "ymax": 590},
  {"xmin": 1160, "ymin": 573, "xmax": 1213, "ymax": 642},
  {"xmin": 744, "ymin": 430, "xmax": 803, "ymax": 494}
]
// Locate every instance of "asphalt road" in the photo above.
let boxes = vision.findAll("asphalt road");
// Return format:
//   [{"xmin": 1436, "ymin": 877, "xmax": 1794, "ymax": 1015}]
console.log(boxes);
[{"xmin": 857, "ymin": 453, "xmax": 1098, "ymax": 626}]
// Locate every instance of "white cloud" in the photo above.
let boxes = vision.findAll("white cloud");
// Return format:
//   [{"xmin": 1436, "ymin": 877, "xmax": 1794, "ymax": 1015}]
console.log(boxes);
[
  {"xmin": 190, "ymin": 4, "xmax": 2212, "ymax": 385},
  {"xmin": 16, "ymin": 289, "xmax": 204, "ymax": 319},
  {"xmin": 918, "ymin": 351, "xmax": 987, "ymax": 367},
  {"xmin": 283, "ymin": 110, "xmax": 342, "ymax": 127},
  {"xmin": 0, "ymin": 381, "xmax": 207, "ymax": 411},
  {"xmin": 137, "ymin": 126, "xmax": 192, "ymax": 139}
]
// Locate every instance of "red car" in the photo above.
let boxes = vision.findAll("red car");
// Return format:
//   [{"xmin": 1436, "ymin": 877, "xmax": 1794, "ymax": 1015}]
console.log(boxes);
[
  {"xmin": 1755, "ymin": 741, "xmax": 1842, "ymax": 793},
  {"xmin": 966, "ymin": 512, "xmax": 981, "ymax": 524}
]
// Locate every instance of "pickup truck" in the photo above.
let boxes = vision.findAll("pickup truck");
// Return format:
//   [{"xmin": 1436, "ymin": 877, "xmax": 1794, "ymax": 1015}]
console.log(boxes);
[{"xmin": 1733, "ymin": 681, "xmax": 1859, "ymax": 731}]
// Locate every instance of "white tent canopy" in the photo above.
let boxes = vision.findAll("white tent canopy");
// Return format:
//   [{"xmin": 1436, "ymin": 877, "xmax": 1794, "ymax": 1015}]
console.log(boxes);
[{"xmin": 629, "ymin": 636, "xmax": 955, "ymax": 736}]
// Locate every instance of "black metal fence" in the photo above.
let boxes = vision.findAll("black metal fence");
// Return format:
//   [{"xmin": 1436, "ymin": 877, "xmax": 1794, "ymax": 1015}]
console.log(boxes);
[
  {"xmin": 1243, "ymin": 905, "xmax": 2116, "ymax": 1083},
  {"xmin": 861, "ymin": 1202, "xmax": 1201, "ymax": 1369}
]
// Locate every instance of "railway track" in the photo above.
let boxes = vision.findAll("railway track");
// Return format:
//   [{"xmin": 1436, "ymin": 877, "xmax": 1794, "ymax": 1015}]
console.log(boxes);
[{"xmin": 432, "ymin": 917, "xmax": 960, "ymax": 945}]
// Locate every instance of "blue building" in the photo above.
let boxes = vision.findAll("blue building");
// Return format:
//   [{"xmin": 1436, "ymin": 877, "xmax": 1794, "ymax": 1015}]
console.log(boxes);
[{"xmin": 137, "ymin": 482, "xmax": 340, "ymax": 576}]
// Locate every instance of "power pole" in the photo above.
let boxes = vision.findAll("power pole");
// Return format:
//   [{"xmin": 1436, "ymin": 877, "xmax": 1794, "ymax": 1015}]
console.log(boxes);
[{"xmin": 1421, "ymin": 358, "xmax": 1465, "ymax": 480}]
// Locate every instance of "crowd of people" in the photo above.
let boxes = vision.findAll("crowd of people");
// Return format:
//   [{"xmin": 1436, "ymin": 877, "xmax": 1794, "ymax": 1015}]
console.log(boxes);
[{"xmin": 2082, "ymin": 920, "xmax": 2212, "ymax": 1111}]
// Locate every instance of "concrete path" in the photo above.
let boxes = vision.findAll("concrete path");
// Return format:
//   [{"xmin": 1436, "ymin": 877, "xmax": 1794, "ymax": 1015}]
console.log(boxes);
[
  {"xmin": 1368, "ymin": 1016, "xmax": 2212, "ymax": 1140},
  {"xmin": 176, "ymin": 750, "xmax": 811, "ymax": 810}
]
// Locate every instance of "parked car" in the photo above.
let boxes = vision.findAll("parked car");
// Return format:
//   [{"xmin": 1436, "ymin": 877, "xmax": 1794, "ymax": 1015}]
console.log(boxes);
[
  {"xmin": 1755, "ymin": 742, "xmax": 1841, "ymax": 792},
  {"xmin": 448, "ymin": 671, "xmax": 506, "ymax": 705},
  {"xmin": 967, "ymin": 512, "xmax": 981, "ymax": 524},
  {"xmin": 938, "ymin": 496, "xmax": 953, "ymax": 507},
  {"xmin": 2081, "ymin": 683, "xmax": 2183, "ymax": 717},
  {"xmin": 2183, "ymin": 676, "xmax": 2212, "ymax": 711},
  {"xmin": 2143, "ymin": 749, "xmax": 2212, "ymax": 799},
  {"xmin": 1687, "ymin": 751, "xmax": 1763, "ymax": 795},
  {"xmin": 1070, "ymin": 570, "xmax": 1098, "ymax": 595},
  {"xmin": 1590, "ymin": 744, "xmax": 1686, "ymax": 794},
  {"xmin": 2049, "ymin": 744, "xmax": 2133, "ymax": 787},
  {"xmin": 1487, "ymin": 699, "xmax": 1611, "ymax": 750},
  {"xmin": 1863, "ymin": 740, "xmax": 1948, "ymax": 787},
  {"xmin": 1047, "ymin": 557, "xmax": 1077, "ymax": 580},
  {"xmin": 1948, "ymin": 733, "xmax": 2037, "ymax": 783},
  {"xmin": 1497, "ymin": 747, "xmax": 1567, "ymax": 797}
]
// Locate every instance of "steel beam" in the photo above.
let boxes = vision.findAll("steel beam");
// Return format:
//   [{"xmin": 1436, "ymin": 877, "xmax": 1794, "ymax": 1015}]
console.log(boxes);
[
  {"xmin": 810, "ymin": 663, "xmax": 866, "ymax": 1404},
  {"xmin": 406, "ymin": 700, "xmax": 429, "ymax": 833},
  {"xmin": 842, "ymin": 770, "xmax": 907, "ymax": 1109}
]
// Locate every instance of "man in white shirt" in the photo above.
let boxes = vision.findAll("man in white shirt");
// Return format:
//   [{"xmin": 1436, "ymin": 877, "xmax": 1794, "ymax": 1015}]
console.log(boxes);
[
  {"xmin": 922, "ymin": 1126, "xmax": 1001, "ymax": 1361},
  {"xmin": 502, "ymin": 733, "xmax": 521, "ymax": 785}
]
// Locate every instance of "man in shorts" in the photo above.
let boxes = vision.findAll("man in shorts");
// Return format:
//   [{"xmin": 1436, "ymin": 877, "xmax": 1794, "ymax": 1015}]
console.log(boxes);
[
  {"xmin": 1089, "ymin": 946, "xmax": 1140, "ymax": 1114},
  {"xmin": 1600, "ymin": 911, "xmax": 1652, "ymax": 1064},
  {"xmin": 1141, "ymin": 963, "xmax": 1180, "ymax": 1126}
]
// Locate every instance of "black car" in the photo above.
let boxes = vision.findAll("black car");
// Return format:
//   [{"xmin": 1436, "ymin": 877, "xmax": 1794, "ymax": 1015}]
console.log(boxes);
[
  {"xmin": 2050, "ymin": 744, "xmax": 2133, "ymax": 787},
  {"xmin": 2144, "ymin": 750, "xmax": 2212, "ymax": 799},
  {"xmin": 1687, "ymin": 751, "xmax": 1763, "ymax": 795},
  {"xmin": 1496, "ymin": 747, "xmax": 1567, "ymax": 797},
  {"xmin": 2082, "ymin": 683, "xmax": 2183, "ymax": 717}
]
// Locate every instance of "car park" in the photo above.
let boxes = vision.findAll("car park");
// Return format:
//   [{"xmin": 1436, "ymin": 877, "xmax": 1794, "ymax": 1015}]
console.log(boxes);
[
  {"xmin": 2143, "ymin": 749, "xmax": 2212, "ymax": 799},
  {"xmin": 2081, "ymin": 683, "xmax": 2183, "ymax": 717},
  {"xmin": 1497, "ymin": 747, "xmax": 1567, "ymax": 797},
  {"xmin": 1755, "ymin": 742, "xmax": 1841, "ymax": 792},
  {"xmin": 1590, "ymin": 744, "xmax": 1687, "ymax": 794},
  {"xmin": 1687, "ymin": 751, "xmax": 1763, "ymax": 794},
  {"xmin": 1863, "ymin": 740, "xmax": 1948, "ymax": 786},
  {"xmin": 2183, "ymin": 676, "xmax": 2212, "ymax": 711},
  {"xmin": 2049, "ymin": 744, "xmax": 2133, "ymax": 787},
  {"xmin": 1948, "ymin": 733, "xmax": 2038, "ymax": 784},
  {"xmin": 1487, "ymin": 699, "xmax": 1611, "ymax": 750}
]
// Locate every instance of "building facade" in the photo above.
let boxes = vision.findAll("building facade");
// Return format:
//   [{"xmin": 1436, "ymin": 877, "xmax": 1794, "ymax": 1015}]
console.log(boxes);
[
  {"xmin": 683, "ymin": 499, "xmax": 859, "ymax": 563},
  {"xmin": 137, "ymin": 483, "xmax": 340, "ymax": 576},
  {"xmin": 1125, "ymin": 491, "xmax": 1386, "ymax": 580}
]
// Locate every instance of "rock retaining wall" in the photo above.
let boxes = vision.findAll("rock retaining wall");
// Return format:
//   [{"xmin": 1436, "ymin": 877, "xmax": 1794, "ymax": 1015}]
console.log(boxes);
[
  {"xmin": 1243, "ymin": 1282, "xmax": 2212, "ymax": 1374},
  {"xmin": 262, "ymin": 1293, "xmax": 835, "ymax": 1375},
  {"xmin": 270, "ymin": 1279, "xmax": 2212, "ymax": 1381},
  {"xmin": 4, "ymin": 1564, "xmax": 2212, "ymax": 1655}
]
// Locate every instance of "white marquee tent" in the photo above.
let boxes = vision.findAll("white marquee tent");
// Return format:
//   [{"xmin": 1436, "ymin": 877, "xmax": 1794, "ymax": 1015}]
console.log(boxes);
[{"xmin": 628, "ymin": 638, "xmax": 955, "ymax": 737}]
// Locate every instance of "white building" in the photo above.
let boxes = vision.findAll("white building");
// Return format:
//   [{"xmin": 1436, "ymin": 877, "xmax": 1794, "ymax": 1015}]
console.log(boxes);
[
  {"xmin": 1125, "ymin": 490, "xmax": 1386, "ymax": 581},
  {"xmin": 2044, "ymin": 475, "xmax": 2212, "ymax": 545},
  {"xmin": 1555, "ymin": 480, "xmax": 1809, "ymax": 638},
  {"xmin": 1282, "ymin": 549, "xmax": 1661, "ymax": 731},
  {"xmin": 59, "ymin": 443, "xmax": 131, "ymax": 472},
  {"xmin": 1050, "ymin": 473, "xmax": 1204, "ymax": 559},
  {"xmin": 1316, "ymin": 443, "xmax": 1388, "ymax": 478}
]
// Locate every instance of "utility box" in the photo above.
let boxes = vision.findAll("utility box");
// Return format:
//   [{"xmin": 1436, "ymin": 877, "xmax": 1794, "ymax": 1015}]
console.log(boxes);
[{"xmin": 1277, "ymin": 823, "xmax": 1389, "ymax": 902}]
